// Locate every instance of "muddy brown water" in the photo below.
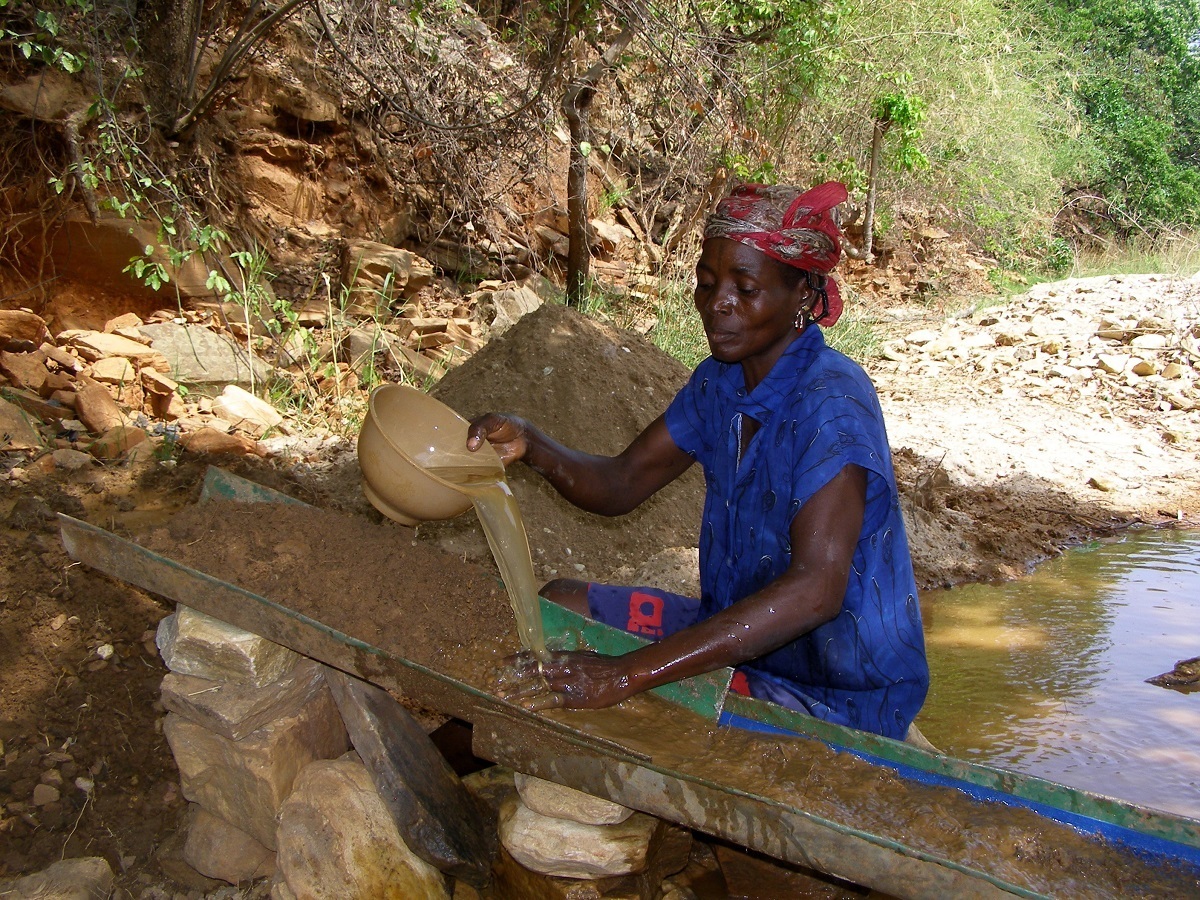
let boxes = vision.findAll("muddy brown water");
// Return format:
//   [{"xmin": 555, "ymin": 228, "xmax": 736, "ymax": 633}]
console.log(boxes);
[
  {"xmin": 427, "ymin": 465, "xmax": 547, "ymax": 661},
  {"xmin": 919, "ymin": 529, "xmax": 1200, "ymax": 821},
  {"xmin": 138, "ymin": 501, "xmax": 1200, "ymax": 897}
]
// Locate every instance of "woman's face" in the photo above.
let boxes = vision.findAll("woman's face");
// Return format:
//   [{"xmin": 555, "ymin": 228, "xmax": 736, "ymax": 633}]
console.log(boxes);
[{"xmin": 694, "ymin": 238, "xmax": 810, "ymax": 385}]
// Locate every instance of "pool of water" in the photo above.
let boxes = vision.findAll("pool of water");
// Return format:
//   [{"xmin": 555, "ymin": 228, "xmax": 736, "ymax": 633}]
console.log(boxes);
[{"xmin": 917, "ymin": 528, "xmax": 1200, "ymax": 821}]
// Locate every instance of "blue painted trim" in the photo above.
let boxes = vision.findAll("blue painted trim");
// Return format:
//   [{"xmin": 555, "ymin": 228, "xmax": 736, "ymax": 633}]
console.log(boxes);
[{"xmin": 719, "ymin": 710, "xmax": 1200, "ymax": 875}]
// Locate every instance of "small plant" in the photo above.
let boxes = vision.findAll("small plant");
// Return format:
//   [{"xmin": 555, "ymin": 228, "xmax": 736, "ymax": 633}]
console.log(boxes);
[
  {"xmin": 1043, "ymin": 237, "xmax": 1075, "ymax": 276},
  {"xmin": 823, "ymin": 306, "xmax": 880, "ymax": 363},
  {"xmin": 1, "ymin": 0, "xmax": 89, "ymax": 73}
]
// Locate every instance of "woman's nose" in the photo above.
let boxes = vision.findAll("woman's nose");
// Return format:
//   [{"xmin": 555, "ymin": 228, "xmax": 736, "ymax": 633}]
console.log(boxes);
[{"xmin": 708, "ymin": 286, "xmax": 735, "ymax": 314}]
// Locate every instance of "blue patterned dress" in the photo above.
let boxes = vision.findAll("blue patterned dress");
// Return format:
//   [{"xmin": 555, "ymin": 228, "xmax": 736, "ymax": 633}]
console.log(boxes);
[{"xmin": 662, "ymin": 325, "xmax": 928, "ymax": 738}]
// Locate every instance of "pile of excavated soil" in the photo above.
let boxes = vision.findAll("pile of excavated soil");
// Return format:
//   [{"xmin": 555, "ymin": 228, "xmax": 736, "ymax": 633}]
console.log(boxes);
[{"xmin": 421, "ymin": 304, "xmax": 706, "ymax": 586}]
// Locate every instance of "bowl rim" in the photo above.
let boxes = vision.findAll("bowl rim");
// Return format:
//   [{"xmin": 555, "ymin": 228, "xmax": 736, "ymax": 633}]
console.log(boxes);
[{"xmin": 365, "ymin": 384, "xmax": 503, "ymax": 496}]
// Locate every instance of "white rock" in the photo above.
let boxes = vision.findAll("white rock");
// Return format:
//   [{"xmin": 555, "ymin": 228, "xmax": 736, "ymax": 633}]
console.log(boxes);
[
  {"xmin": 275, "ymin": 757, "xmax": 450, "ymax": 899},
  {"xmin": 961, "ymin": 331, "xmax": 996, "ymax": 350},
  {"xmin": 213, "ymin": 384, "xmax": 285, "ymax": 438},
  {"xmin": 514, "ymin": 772, "xmax": 634, "ymax": 826},
  {"xmin": 157, "ymin": 606, "xmax": 299, "ymax": 687},
  {"xmin": 904, "ymin": 329, "xmax": 940, "ymax": 346},
  {"xmin": 1097, "ymin": 354, "xmax": 1131, "ymax": 375},
  {"xmin": 498, "ymin": 796, "xmax": 657, "ymax": 879},
  {"xmin": 1131, "ymin": 333, "xmax": 1169, "ymax": 350}
]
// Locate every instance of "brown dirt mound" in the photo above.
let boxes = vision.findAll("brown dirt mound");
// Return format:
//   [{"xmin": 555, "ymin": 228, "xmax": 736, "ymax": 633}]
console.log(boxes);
[{"xmin": 424, "ymin": 303, "xmax": 705, "ymax": 584}]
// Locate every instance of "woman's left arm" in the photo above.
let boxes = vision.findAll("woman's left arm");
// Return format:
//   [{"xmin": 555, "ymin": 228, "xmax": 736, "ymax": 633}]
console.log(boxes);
[{"xmin": 504, "ymin": 464, "xmax": 868, "ymax": 710}]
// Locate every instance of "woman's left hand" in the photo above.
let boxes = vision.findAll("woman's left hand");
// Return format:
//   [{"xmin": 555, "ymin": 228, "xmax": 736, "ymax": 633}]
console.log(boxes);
[{"xmin": 498, "ymin": 649, "xmax": 636, "ymax": 711}]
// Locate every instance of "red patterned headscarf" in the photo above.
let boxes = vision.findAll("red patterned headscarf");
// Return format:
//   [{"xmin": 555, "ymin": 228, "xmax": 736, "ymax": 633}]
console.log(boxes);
[{"xmin": 704, "ymin": 182, "xmax": 848, "ymax": 325}]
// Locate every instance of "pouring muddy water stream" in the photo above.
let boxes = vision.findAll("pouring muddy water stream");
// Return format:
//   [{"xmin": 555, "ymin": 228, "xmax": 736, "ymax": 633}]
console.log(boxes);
[
  {"xmin": 357, "ymin": 384, "xmax": 548, "ymax": 661},
  {"xmin": 427, "ymin": 465, "xmax": 547, "ymax": 660}
]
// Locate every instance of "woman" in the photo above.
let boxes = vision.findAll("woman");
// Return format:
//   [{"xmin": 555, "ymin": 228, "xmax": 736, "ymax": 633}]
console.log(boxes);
[{"xmin": 466, "ymin": 182, "xmax": 928, "ymax": 740}]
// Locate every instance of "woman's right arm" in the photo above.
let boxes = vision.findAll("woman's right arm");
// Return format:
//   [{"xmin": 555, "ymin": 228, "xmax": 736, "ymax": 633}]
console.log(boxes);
[{"xmin": 466, "ymin": 413, "xmax": 693, "ymax": 516}]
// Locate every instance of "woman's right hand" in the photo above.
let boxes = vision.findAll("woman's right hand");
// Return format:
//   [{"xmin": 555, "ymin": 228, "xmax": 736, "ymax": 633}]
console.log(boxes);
[{"xmin": 466, "ymin": 413, "xmax": 533, "ymax": 467}]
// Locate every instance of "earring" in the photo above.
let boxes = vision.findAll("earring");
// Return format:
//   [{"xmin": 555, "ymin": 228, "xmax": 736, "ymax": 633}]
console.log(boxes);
[{"xmin": 794, "ymin": 308, "xmax": 806, "ymax": 331}]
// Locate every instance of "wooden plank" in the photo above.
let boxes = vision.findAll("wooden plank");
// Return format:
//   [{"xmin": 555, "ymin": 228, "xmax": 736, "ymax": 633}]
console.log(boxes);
[{"xmin": 325, "ymin": 668, "xmax": 496, "ymax": 887}]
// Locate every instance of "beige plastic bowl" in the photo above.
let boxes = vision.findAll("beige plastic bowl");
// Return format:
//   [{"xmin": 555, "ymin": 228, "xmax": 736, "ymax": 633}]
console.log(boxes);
[{"xmin": 357, "ymin": 384, "xmax": 503, "ymax": 526}]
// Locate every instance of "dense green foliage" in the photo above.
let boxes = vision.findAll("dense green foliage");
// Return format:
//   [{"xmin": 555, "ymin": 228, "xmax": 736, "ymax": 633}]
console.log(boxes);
[
  {"xmin": 704, "ymin": 0, "xmax": 1200, "ymax": 264},
  {"xmin": 1036, "ymin": 0, "xmax": 1200, "ymax": 229}
]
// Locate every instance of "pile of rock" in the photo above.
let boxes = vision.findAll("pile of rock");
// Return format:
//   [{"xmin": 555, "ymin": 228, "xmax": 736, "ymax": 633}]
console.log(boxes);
[
  {"xmin": 151, "ymin": 603, "xmax": 703, "ymax": 899},
  {"xmin": 875, "ymin": 274, "xmax": 1200, "ymax": 438},
  {"xmin": 156, "ymin": 606, "xmax": 346, "ymax": 889},
  {"xmin": 495, "ymin": 772, "xmax": 692, "ymax": 896},
  {"xmin": 0, "ymin": 307, "xmax": 285, "ymax": 462},
  {"xmin": 0, "ymin": 245, "xmax": 558, "ymax": 468}
]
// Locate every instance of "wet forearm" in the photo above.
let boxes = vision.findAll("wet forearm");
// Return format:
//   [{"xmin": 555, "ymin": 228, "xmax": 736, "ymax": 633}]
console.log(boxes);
[
  {"xmin": 620, "ymin": 576, "xmax": 844, "ymax": 693},
  {"xmin": 520, "ymin": 429, "xmax": 649, "ymax": 516}
]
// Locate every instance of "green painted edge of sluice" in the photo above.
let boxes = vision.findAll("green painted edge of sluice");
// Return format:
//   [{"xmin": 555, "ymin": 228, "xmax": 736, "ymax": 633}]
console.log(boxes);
[
  {"xmin": 722, "ymin": 673, "xmax": 1200, "ymax": 853},
  {"xmin": 197, "ymin": 467, "xmax": 1200, "ymax": 854},
  {"xmin": 198, "ymin": 466, "xmax": 733, "ymax": 721}
]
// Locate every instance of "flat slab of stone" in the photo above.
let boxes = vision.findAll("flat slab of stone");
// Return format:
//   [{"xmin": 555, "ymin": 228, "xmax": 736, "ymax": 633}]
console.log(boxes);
[
  {"xmin": 275, "ymin": 756, "xmax": 450, "ymax": 899},
  {"xmin": 164, "ymin": 686, "xmax": 348, "ymax": 848},
  {"xmin": 157, "ymin": 605, "xmax": 299, "ymax": 687},
  {"xmin": 139, "ymin": 322, "xmax": 272, "ymax": 394},
  {"xmin": 161, "ymin": 657, "xmax": 328, "ymax": 741},
  {"xmin": 325, "ymin": 668, "xmax": 495, "ymax": 887},
  {"xmin": 515, "ymin": 772, "xmax": 633, "ymax": 826},
  {"xmin": 65, "ymin": 330, "xmax": 169, "ymax": 370}
]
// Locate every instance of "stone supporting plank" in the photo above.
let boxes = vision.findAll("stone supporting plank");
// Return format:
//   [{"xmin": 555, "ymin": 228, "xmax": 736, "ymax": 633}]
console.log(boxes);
[
  {"xmin": 157, "ymin": 605, "xmax": 299, "ymax": 688},
  {"xmin": 183, "ymin": 805, "xmax": 277, "ymax": 885},
  {"xmin": 164, "ymin": 686, "xmax": 349, "ymax": 849},
  {"xmin": 160, "ymin": 657, "xmax": 328, "ymax": 741},
  {"xmin": 325, "ymin": 667, "xmax": 496, "ymax": 888},
  {"xmin": 498, "ymin": 796, "xmax": 659, "ymax": 879},
  {"xmin": 514, "ymin": 771, "xmax": 633, "ymax": 826},
  {"xmin": 274, "ymin": 755, "xmax": 451, "ymax": 899}
]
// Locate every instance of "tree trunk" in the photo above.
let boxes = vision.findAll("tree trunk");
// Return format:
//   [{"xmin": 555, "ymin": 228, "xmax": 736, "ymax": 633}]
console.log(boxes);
[
  {"xmin": 560, "ymin": 27, "xmax": 635, "ymax": 306},
  {"xmin": 137, "ymin": 0, "xmax": 204, "ymax": 131},
  {"xmin": 862, "ymin": 118, "xmax": 890, "ymax": 264}
]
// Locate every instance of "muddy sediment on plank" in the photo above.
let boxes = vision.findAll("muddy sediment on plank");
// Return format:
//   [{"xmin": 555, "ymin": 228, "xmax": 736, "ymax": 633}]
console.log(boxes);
[
  {"xmin": 138, "ymin": 499, "xmax": 1199, "ymax": 899},
  {"xmin": 138, "ymin": 500, "xmax": 520, "ymax": 671}
]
